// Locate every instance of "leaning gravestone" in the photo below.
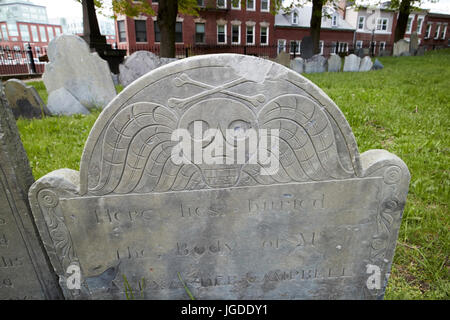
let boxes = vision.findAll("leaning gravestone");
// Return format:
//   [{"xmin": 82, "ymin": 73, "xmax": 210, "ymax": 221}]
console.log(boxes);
[
  {"xmin": 300, "ymin": 36, "xmax": 313, "ymax": 59},
  {"xmin": 304, "ymin": 54, "xmax": 327, "ymax": 74},
  {"xmin": 343, "ymin": 54, "xmax": 361, "ymax": 72},
  {"xmin": 29, "ymin": 54, "xmax": 410, "ymax": 300},
  {"xmin": 43, "ymin": 35, "xmax": 116, "ymax": 112},
  {"xmin": 372, "ymin": 59, "xmax": 384, "ymax": 70},
  {"xmin": 273, "ymin": 51, "xmax": 291, "ymax": 68},
  {"xmin": 46, "ymin": 87, "xmax": 90, "ymax": 116},
  {"xmin": 409, "ymin": 32, "xmax": 419, "ymax": 55},
  {"xmin": 4, "ymin": 79, "xmax": 49, "ymax": 119},
  {"xmin": 119, "ymin": 51, "xmax": 177, "ymax": 87},
  {"xmin": 393, "ymin": 39, "xmax": 409, "ymax": 56},
  {"xmin": 359, "ymin": 56, "xmax": 373, "ymax": 72},
  {"xmin": 290, "ymin": 57, "xmax": 304, "ymax": 74},
  {"xmin": 0, "ymin": 83, "xmax": 62, "ymax": 300},
  {"xmin": 327, "ymin": 54, "xmax": 342, "ymax": 72}
]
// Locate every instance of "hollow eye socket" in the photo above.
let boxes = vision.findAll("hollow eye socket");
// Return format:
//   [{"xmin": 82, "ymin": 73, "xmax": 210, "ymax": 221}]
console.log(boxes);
[{"xmin": 228, "ymin": 120, "xmax": 251, "ymax": 140}]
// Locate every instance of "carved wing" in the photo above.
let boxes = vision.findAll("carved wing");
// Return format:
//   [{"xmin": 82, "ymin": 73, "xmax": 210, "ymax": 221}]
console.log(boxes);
[
  {"xmin": 87, "ymin": 102, "xmax": 204, "ymax": 195},
  {"xmin": 240, "ymin": 94, "xmax": 355, "ymax": 185}
]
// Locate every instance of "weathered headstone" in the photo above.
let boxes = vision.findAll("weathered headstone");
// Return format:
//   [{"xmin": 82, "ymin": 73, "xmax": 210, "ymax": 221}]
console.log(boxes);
[
  {"xmin": 300, "ymin": 36, "xmax": 313, "ymax": 59},
  {"xmin": 393, "ymin": 39, "xmax": 409, "ymax": 56},
  {"xmin": 47, "ymin": 87, "xmax": 90, "ymax": 116},
  {"xmin": 409, "ymin": 32, "xmax": 419, "ymax": 55},
  {"xmin": 327, "ymin": 54, "xmax": 342, "ymax": 72},
  {"xmin": 30, "ymin": 54, "xmax": 410, "ymax": 300},
  {"xmin": 355, "ymin": 48, "xmax": 365, "ymax": 58},
  {"xmin": 290, "ymin": 57, "xmax": 304, "ymax": 73},
  {"xmin": 304, "ymin": 54, "xmax": 327, "ymax": 74},
  {"xmin": 359, "ymin": 56, "xmax": 373, "ymax": 72},
  {"xmin": 43, "ymin": 35, "xmax": 116, "ymax": 111},
  {"xmin": 372, "ymin": 59, "xmax": 384, "ymax": 70},
  {"xmin": 274, "ymin": 51, "xmax": 291, "ymax": 68},
  {"xmin": 416, "ymin": 46, "xmax": 426, "ymax": 56},
  {"xmin": 343, "ymin": 54, "xmax": 361, "ymax": 72},
  {"xmin": 0, "ymin": 83, "xmax": 62, "ymax": 300},
  {"xmin": 119, "ymin": 51, "xmax": 177, "ymax": 87},
  {"xmin": 379, "ymin": 50, "xmax": 391, "ymax": 57},
  {"xmin": 4, "ymin": 79, "xmax": 49, "ymax": 119}
]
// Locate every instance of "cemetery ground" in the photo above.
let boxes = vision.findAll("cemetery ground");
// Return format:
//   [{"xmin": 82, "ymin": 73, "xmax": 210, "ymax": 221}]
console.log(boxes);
[{"xmin": 15, "ymin": 49, "xmax": 449, "ymax": 300}]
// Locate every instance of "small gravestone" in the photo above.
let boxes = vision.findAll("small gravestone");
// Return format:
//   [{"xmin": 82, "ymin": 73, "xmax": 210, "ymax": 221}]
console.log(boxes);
[
  {"xmin": 0, "ymin": 83, "xmax": 62, "ymax": 299},
  {"xmin": 355, "ymin": 48, "xmax": 364, "ymax": 58},
  {"xmin": 400, "ymin": 51, "xmax": 411, "ymax": 56},
  {"xmin": 4, "ymin": 79, "xmax": 49, "ymax": 119},
  {"xmin": 290, "ymin": 57, "xmax": 304, "ymax": 73},
  {"xmin": 416, "ymin": 46, "xmax": 425, "ymax": 56},
  {"xmin": 409, "ymin": 32, "xmax": 419, "ymax": 55},
  {"xmin": 327, "ymin": 54, "xmax": 342, "ymax": 72},
  {"xmin": 343, "ymin": 54, "xmax": 361, "ymax": 72},
  {"xmin": 43, "ymin": 35, "xmax": 116, "ymax": 111},
  {"xmin": 304, "ymin": 54, "xmax": 327, "ymax": 74},
  {"xmin": 393, "ymin": 39, "xmax": 409, "ymax": 56},
  {"xmin": 372, "ymin": 59, "xmax": 384, "ymax": 70},
  {"xmin": 30, "ymin": 54, "xmax": 410, "ymax": 300},
  {"xmin": 379, "ymin": 50, "xmax": 391, "ymax": 57},
  {"xmin": 119, "ymin": 51, "xmax": 177, "ymax": 87},
  {"xmin": 47, "ymin": 87, "xmax": 90, "ymax": 116},
  {"xmin": 300, "ymin": 36, "xmax": 313, "ymax": 59},
  {"xmin": 359, "ymin": 56, "xmax": 373, "ymax": 72},
  {"xmin": 274, "ymin": 51, "xmax": 291, "ymax": 68}
]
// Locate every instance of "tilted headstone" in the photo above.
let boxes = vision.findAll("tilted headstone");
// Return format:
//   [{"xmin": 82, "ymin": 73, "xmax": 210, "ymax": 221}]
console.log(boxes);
[
  {"xmin": 343, "ymin": 54, "xmax": 361, "ymax": 72},
  {"xmin": 274, "ymin": 51, "xmax": 291, "ymax": 68},
  {"xmin": 304, "ymin": 54, "xmax": 327, "ymax": 74},
  {"xmin": 409, "ymin": 32, "xmax": 419, "ymax": 55},
  {"xmin": 300, "ymin": 36, "xmax": 313, "ymax": 59},
  {"xmin": 327, "ymin": 54, "xmax": 342, "ymax": 72},
  {"xmin": 290, "ymin": 57, "xmax": 304, "ymax": 74},
  {"xmin": 29, "ymin": 54, "xmax": 410, "ymax": 300},
  {"xmin": 359, "ymin": 56, "xmax": 373, "ymax": 72},
  {"xmin": 0, "ymin": 83, "xmax": 62, "ymax": 300},
  {"xmin": 4, "ymin": 79, "xmax": 49, "ymax": 119},
  {"xmin": 372, "ymin": 59, "xmax": 384, "ymax": 70},
  {"xmin": 393, "ymin": 39, "xmax": 409, "ymax": 56},
  {"xmin": 47, "ymin": 87, "xmax": 90, "ymax": 116},
  {"xmin": 119, "ymin": 51, "xmax": 177, "ymax": 87},
  {"xmin": 43, "ymin": 35, "xmax": 116, "ymax": 112}
]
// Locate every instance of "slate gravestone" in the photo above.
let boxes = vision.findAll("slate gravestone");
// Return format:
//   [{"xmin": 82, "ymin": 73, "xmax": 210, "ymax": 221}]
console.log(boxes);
[
  {"xmin": 43, "ymin": 35, "xmax": 116, "ymax": 112},
  {"xmin": 290, "ymin": 57, "xmax": 304, "ymax": 74},
  {"xmin": 304, "ymin": 54, "xmax": 327, "ymax": 74},
  {"xmin": 343, "ymin": 54, "xmax": 361, "ymax": 72},
  {"xmin": 327, "ymin": 54, "xmax": 342, "ymax": 72},
  {"xmin": 0, "ymin": 83, "xmax": 62, "ymax": 300},
  {"xmin": 372, "ymin": 59, "xmax": 384, "ymax": 70},
  {"xmin": 300, "ymin": 36, "xmax": 313, "ymax": 59},
  {"xmin": 119, "ymin": 51, "xmax": 177, "ymax": 87},
  {"xmin": 393, "ymin": 39, "xmax": 409, "ymax": 56},
  {"xmin": 409, "ymin": 32, "xmax": 419, "ymax": 55},
  {"xmin": 4, "ymin": 79, "xmax": 49, "ymax": 119},
  {"xmin": 359, "ymin": 56, "xmax": 373, "ymax": 72},
  {"xmin": 274, "ymin": 51, "xmax": 291, "ymax": 68},
  {"xmin": 29, "ymin": 54, "xmax": 410, "ymax": 300}
]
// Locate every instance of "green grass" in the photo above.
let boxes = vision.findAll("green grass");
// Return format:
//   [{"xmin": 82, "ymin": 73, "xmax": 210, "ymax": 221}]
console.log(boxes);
[{"xmin": 18, "ymin": 49, "xmax": 449, "ymax": 300}]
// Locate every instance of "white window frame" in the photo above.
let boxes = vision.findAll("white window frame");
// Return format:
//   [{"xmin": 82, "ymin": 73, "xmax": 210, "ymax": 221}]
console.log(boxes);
[
  {"xmin": 406, "ymin": 16, "xmax": 414, "ymax": 34},
  {"xmin": 277, "ymin": 39, "xmax": 286, "ymax": 54},
  {"xmin": 217, "ymin": 23, "xmax": 227, "ymax": 44},
  {"xmin": 319, "ymin": 40, "xmax": 324, "ymax": 55},
  {"xmin": 217, "ymin": 0, "xmax": 226, "ymax": 9},
  {"xmin": 197, "ymin": 0, "xmax": 205, "ymax": 7},
  {"xmin": 292, "ymin": 12, "xmax": 299, "ymax": 25},
  {"xmin": 332, "ymin": 14, "xmax": 338, "ymax": 27},
  {"xmin": 231, "ymin": 0, "xmax": 240, "ymax": 10},
  {"xmin": 376, "ymin": 18, "xmax": 388, "ymax": 31},
  {"xmin": 425, "ymin": 23, "xmax": 432, "ymax": 38},
  {"xmin": 290, "ymin": 40, "xmax": 300, "ymax": 54},
  {"xmin": 231, "ymin": 24, "xmax": 241, "ymax": 44},
  {"xmin": 261, "ymin": 0, "xmax": 270, "ymax": 12},
  {"xmin": 338, "ymin": 42, "xmax": 348, "ymax": 53},
  {"xmin": 260, "ymin": 26, "xmax": 269, "ymax": 45},
  {"xmin": 434, "ymin": 23, "xmax": 441, "ymax": 39},
  {"xmin": 246, "ymin": 0, "xmax": 255, "ymax": 11},
  {"xmin": 358, "ymin": 16, "xmax": 365, "ymax": 30},
  {"xmin": 356, "ymin": 40, "xmax": 363, "ymax": 49},
  {"xmin": 441, "ymin": 24, "xmax": 447, "ymax": 40},
  {"xmin": 379, "ymin": 41, "xmax": 386, "ymax": 51},
  {"xmin": 246, "ymin": 25, "xmax": 255, "ymax": 45},
  {"xmin": 416, "ymin": 16, "xmax": 424, "ymax": 34}
]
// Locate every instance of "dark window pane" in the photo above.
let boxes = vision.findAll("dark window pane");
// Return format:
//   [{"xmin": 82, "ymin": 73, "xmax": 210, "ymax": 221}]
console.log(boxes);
[
  {"xmin": 135, "ymin": 20, "xmax": 147, "ymax": 42},
  {"xmin": 118, "ymin": 20, "xmax": 126, "ymax": 42},
  {"xmin": 175, "ymin": 22, "xmax": 183, "ymax": 43},
  {"xmin": 154, "ymin": 21, "xmax": 160, "ymax": 42}
]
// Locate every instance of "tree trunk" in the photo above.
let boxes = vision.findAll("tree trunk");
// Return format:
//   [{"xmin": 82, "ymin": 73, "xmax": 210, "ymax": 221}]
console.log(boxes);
[
  {"xmin": 394, "ymin": 0, "xmax": 411, "ymax": 42},
  {"xmin": 310, "ymin": 0, "xmax": 324, "ymax": 54},
  {"xmin": 158, "ymin": 0, "xmax": 178, "ymax": 58}
]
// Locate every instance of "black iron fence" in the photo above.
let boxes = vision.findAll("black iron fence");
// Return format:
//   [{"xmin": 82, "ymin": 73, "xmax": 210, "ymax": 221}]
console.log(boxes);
[{"xmin": 0, "ymin": 45, "xmax": 47, "ymax": 76}]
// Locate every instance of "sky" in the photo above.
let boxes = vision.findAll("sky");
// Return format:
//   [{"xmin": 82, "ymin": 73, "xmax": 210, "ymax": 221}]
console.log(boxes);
[{"xmin": 31, "ymin": 0, "xmax": 450, "ymax": 20}]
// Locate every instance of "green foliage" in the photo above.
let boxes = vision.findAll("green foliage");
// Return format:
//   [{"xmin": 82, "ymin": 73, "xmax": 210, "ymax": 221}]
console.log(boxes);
[{"xmin": 18, "ymin": 49, "xmax": 450, "ymax": 299}]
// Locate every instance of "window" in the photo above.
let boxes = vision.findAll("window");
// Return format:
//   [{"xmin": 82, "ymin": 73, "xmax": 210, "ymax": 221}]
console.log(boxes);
[
  {"xmin": 39, "ymin": 26, "xmax": 47, "ymax": 42},
  {"xmin": 175, "ymin": 22, "xmax": 183, "ymax": 43},
  {"xmin": 406, "ymin": 16, "xmax": 413, "ymax": 34},
  {"xmin": 154, "ymin": 21, "xmax": 160, "ymax": 42},
  {"xmin": 8, "ymin": 23, "xmax": 18, "ymax": 37},
  {"xmin": 441, "ymin": 24, "xmax": 447, "ymax": 39},
  {"xmin": 261, "ymin": 0, "xmax": 269, "ymax": 12},
  {"xmin": 232, "ymin": 0, "xmax": 240, "ymax": 9},
  {"xmin": 118, "ymin": 20, "xmax": 126, "ymax": 42},
  {"xmin": 232, "ymin": 24, "xmax": 240, "ymax": 44},
  {"xmin": 47, "ymin": 27, "xmax": 54, "ymax": 41},
  {"xmin": 55, "ymin": 28, "xmax": 61, "ymax": 36},
  {"xmin": 247, "ymin": 0, "xmax": 255, "ymax": 11},
  {"xmin": 379, "ymin": 42, "xmax": 386, "ymax": 51},
  {"xmin": 332, "ymin": 15, "xmax": 338, "ymax": 27},
  {"xmin": 260, "ymin": 26, "xmax": 268, "ymax": 45},
  {"xmin": 1, "ymin": 25, "xmax": 8, "ymax": 41},
  {"xmin": 425, "ymin": 23, "xmax": 432, "ymax": 38},
  {"xmin": 292, "ymin": 12, "xmax": 298, "ymax": 25},
  {"xmin": 195, "ymin": 23, "xmax": 205, "ymax": 43},
  {"xmin": 376, "ymin": 18, "xmax": 388, "ymax": 31},
  {"xmin": 217, "ymin": 0, "xmax": 226, "ymax": 8},
  {"xmin": 246, "ymin": 25, "xmax": 254, "ymax": 44},
  {"xmin": 135, "ymin": 20, "xmax": 147, "ymax": 42},
  {"xmin": 356, "ymin": 40, "xmax": 363, "ymax": 49},
  {"xmin": 217, "ymin": 24, "xmax": 226, "ymax": 44},
  {"xmin": 277, "ymin": 39, "xmax": 286, "ymax": 53},
  {"xmin": 338, "ymin": 42, "xmax": 348, "ymax": 53},
  {"xmin": 19, "ymin": 24, "xmax": 30, "ymax": 42},
  {"xmin": 197, "ymin": 0, "xmax": 205, "ymax": 6},
  {"xmin": 290, "ymin": 40, "xmax": 300, "ymax": 54},
  {"xmin": 434, "ymin": 24, "xmax": 441, "ymax": 39},
  {"xmin": 416, "ymin": 17, "xmax": 423, "ymax": 33},
  {"xmin": 358, "ymin": 16, "xmax": 365, "ymax": 30},
  {"xmin": 319, "ymin": 40, "xmax": 324, "ymax": 55}
]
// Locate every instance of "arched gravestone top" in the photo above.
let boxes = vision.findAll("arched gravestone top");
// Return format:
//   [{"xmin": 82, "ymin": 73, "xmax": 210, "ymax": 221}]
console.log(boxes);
[{"xmin": 30, "ymin": 54, "xmax": 410, "ymax": 300}]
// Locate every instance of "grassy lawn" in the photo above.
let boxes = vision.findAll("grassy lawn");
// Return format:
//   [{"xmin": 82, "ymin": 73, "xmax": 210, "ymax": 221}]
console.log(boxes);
[{"xmin": 17, "ymin": 49, "xmax": 449, "ymax": 299}]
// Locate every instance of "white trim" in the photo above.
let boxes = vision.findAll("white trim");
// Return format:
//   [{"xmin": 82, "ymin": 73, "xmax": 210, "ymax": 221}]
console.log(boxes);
[
  {"xmin": 231, "ymin": 0, "xmax": 241, "ymax": 10},
  {"xmin": 292, "ymin": 11, "xmax": 299, "ymax": 25},
  {"xmin": 425, "ymin": 22, "xmax": 432, "ymax": 38},
  {"xmin": 277, "ymin": 39, "xmax": 286, "ymax": 54},
  {"xmin": 338, "ymin": 42, "xmax": 348, "ymax": 53},
  {"xmin": 290, "ymin": 40, "xmax": 300, "ymax": 54},
  {"xmin": 246, "ymin": 0, "xmax": 255, "ymax": 11},
  {"xmin": 231, "ymin": 24, "xmax": 241, "ymax": 44},
  {"xmin": 246, "ymin": 24, "xmax": 255, "ymax": 45},
  {"xmin": 434, "ymin": 23, "xmax": 441, "ymax": 39},
  {"xmin": 319, "ymin": 40, "xmax": 324, "ymax": 55},
  {"xmin": 416, "ymin": 16, "xmax": 424, "ymax": 34},
  {"xmin": 379, "ymin": 41, "xmax": 386, "ymax": 51},
  {"xmin": 356, "ymin": 40, "xmax": 363, "ymax": 50},
  {"xmin": 358, "ymin": 16, "xmax": 365, "ymax": 30},
  {"xmin": 217, "ymin": 23, "xmax": 227, "ymax": 44},
  {"xmin": 260, "ymin": 25, "xmax": 269, "ymax": 45},
  {"xmin": 406, "ymin": 14, "xmax": 415, "ymax": 34},
  {"xmin": 217, "ymin": 0, "xmax": 226, "ymax": 9},
  {"xmin": 231, "ymin": 20, "xmax": 242, "ymax": 26},
  {"xmin": 441, "ymin": 24, "xmax": 447, "ymax": 40},
  {"xmin": 376, "ymin": 18, "xmax": 388, "ymax": 31},
  {"xmin": 261, "ymin": 0, "xmax": 270, "ymax": 12}
]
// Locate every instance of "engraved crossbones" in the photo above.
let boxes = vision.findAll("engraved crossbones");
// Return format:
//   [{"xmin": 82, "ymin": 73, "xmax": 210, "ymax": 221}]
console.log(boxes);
[{"xmin": 168, "ymin": 73, "xmax": 266, "ymax": 109}]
